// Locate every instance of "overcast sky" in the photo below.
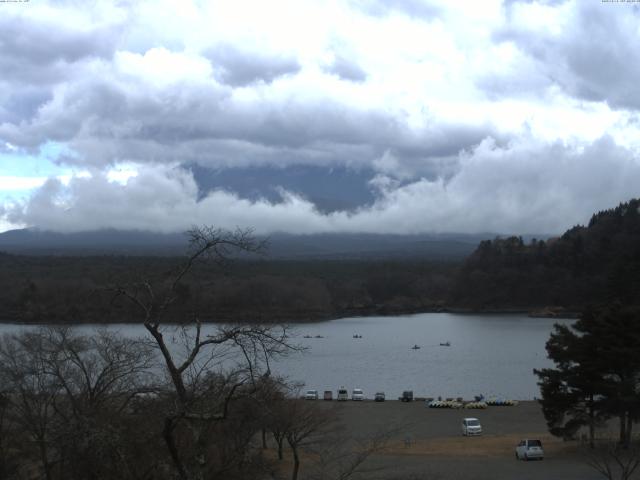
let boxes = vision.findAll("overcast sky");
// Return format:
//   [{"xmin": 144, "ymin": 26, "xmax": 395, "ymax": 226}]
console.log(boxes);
[{"xmin": 1, "ymin": 0, "xmax": 639, "ymax": 235}]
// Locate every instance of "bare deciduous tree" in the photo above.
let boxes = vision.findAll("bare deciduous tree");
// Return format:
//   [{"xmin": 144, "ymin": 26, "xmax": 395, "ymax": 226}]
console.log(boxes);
[
  {"xmin": 0, "ymin": 327, "xmax": 157, "ymax": 480},
  {"xmin": 0, "ymin": 227, "xmax": 304, "ymax": 480},
  {"xmin": 280, "ymin": 398, "xmax": 337, "ymax": 480},
  {"xmin": 110, "ymin": 226, "xmax": 297, "ymax": 480},
  {"xmin": 266, "ymin": 395, "xmax": 399, "ymax": 480},
  {"xmin": 0, "ymin": 390, "xmax": 20, "ymax": 479},
  {"xmin": 0, "ymin": 330, "xmax": 62, "ymax": 480},
  {"xmin": 584, "ymin": 440, "xmax": 640, "ymax": 480},
  {"xmin": 309, "ymin": 425, "xmax": 401, "ymax": 480}
]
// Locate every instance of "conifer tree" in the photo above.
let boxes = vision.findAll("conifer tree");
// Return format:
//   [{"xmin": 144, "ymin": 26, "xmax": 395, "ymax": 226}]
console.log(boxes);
[{"xmin": 536, "ymin": 305, "xmax": 640, "ymax": 447}]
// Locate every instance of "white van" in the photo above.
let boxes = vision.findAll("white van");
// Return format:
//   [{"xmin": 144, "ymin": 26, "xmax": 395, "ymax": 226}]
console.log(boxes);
[
  {"xmin": 337, "ymin": 387, "xmax": 349, "ymax": 401},
  {"xmin": 352, "ymin": 388, "xmax": 364, "ymax": 401},
  {"xmin": 462, "ymin": 417, "xmax": 482, "ymax": 436},
  {"xmin": 516, "ymin": 439, "xmax": 544, "ymax": 460}
]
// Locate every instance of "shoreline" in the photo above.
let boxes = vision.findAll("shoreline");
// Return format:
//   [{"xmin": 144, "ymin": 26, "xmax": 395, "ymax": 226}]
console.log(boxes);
[{"xmin": 0, "ymin": 306, "xmax": 581, "ymax": 325}]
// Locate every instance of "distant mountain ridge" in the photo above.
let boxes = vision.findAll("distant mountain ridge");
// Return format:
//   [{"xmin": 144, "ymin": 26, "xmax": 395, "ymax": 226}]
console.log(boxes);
[
  {"xmin": 0, "ymin": 228, "xmax": 499, "ymax": 260},
  {"xmin": 187, "ymin": 163, "xmax": 379, "ymax": 213}
]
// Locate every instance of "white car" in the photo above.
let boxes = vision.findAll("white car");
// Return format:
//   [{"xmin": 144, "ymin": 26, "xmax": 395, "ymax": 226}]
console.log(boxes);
[
  {"xmin": 304, "ymin": 389, "xmax": 318, "ymax": 400},
  {"xmin": 352, "ymin": 388, "xmax": 364, "ymax": 401},
  {"xmin": 462, "ymin": 417, "xmax": 482, "ymax": 436},
  {"xmin": 516, "ymin": 439, "xmax": 544, "ymax": 461}
]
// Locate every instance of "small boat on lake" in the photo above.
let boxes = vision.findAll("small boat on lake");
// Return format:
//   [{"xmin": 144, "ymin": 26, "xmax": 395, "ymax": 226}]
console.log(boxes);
[
  {"xmin": 439, "ymin": 341, "xmax": 451, "ymax": 347},
  {"xmin": 303, "ymin": 335, "xmax": 312, "ymax": 339},
  {"xmin": 353, "ymin": 334, "xmax": 363, "ymax": 339},
  {"xmin": 315, "ymin": 335, "xmax": 324, "ymax": 338},
  {"xmin": 411, "ymin": 344, "xmax": 421, "ymax": 350}
]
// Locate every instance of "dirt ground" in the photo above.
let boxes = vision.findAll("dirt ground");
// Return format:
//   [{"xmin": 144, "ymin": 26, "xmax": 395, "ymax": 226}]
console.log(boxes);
[{"xmin": 308, "ymin": 400, "xmax": 605, "ymax": 480}]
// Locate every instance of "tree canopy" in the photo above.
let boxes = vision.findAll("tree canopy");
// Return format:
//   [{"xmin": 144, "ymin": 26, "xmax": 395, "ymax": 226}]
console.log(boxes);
[
  {"xmin": 453, "ymin": 198, "xmax": 640, "ymax": 310},
  {"xmin": 535, "ymin": 305, "xmax": 640, "ymax": 447}
]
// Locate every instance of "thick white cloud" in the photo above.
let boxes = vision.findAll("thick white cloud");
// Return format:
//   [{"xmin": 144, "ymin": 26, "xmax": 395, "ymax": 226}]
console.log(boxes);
[
  {"xmin": 1, "ymin": 0, "xmax": 640, "ymax": 234},
  {"xmin": 6, "ymin": 136, "xmax": 640, "ymax": 234}
]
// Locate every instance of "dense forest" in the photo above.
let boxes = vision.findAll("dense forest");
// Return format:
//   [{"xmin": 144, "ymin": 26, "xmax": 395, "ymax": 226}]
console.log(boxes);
[
  {"xmin": 0, "ymin": 255, "xmax": 455, "ymax": 323},
  {"xmin": 451, "ymin": 198, "xmax": 640, "ymax": 312},
  {"xmin": 0, "ymin": 198, "xmax": 639, "ymax": 323}
]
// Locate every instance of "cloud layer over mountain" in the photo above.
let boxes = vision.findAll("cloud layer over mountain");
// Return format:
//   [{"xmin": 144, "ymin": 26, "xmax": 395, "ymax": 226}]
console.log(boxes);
[{"xmin": 1, "ymin": 0, "xmax": 639, "ymax": 234}]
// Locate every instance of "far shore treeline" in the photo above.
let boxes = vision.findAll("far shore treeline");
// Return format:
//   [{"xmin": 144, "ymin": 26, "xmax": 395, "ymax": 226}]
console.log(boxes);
[{"xmin": 0, "ymin": 198, "xmax": 639, "ymax": 324}]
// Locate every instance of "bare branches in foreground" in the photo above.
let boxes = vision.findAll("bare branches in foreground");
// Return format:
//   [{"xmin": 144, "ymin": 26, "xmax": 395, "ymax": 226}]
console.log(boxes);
[
  {"xmin": 0, "ymin": 327, "xmax": 157, "ymax": 480},
  {"xmin": 109, "ymin": 226, "xmax": 299, "ymax": 479},
  {"xmin": 584, "ymin": 440, "xmax": 640, "ymax": 480}
]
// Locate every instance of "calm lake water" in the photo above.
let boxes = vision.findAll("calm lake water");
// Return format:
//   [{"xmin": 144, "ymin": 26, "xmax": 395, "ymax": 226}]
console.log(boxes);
[{"xmin": 0, "ymin": 313, "xmax": 573, "ymax": 400}]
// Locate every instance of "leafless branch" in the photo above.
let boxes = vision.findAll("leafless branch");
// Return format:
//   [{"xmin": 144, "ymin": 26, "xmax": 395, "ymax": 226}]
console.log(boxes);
[{"xmin": 584, "ymin": 440, "xmax": 640, "ymax": 480}]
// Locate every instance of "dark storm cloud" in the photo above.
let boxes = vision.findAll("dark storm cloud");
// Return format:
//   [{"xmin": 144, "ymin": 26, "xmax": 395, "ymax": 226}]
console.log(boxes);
[
  {"xmin": 0, "ymin": 10, "xmax": 120, "ymax": 128},
  {"xmin": 0, "ymin": 14, "xmax": 117, "ymax": 85},
  {"xmin": 0, "ymin": 86, "xmax": 52, "ymax": 125},
  {"xmin": 0, "ymin": 1, "xmax": 526, "ymax": 185},
  {"xmin": 491, "ymin": 1, "xmax": 640, "ymax": 110},
  {"xmin": 559, "ymin": 3, "xmax": 640, "ymax": 109},
  {"xmin": 4, "ymin": 0, "xmax": 639, "ymax": 236},
  {"xmin": 206, "ymin": 45, "xmax": 301, "ymax": 86},
  {"xmin": 0, "ymin": 68, "xmax": 495, "ymax": 179},
  {"xmin": 323, "ymin": 55, "xmax": 367, "ymax": 82},
  {"xmin": 0, "ymin": 81, "xmax": 135, "ymax": 150}
]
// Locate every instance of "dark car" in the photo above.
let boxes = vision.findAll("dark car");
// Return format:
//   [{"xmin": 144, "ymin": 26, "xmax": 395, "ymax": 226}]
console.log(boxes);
[
  {"xmin": 337, "ymin": 387, "xmax": 349, "ymax": 401},
  {"xmin": 323, "ymin": 390, "xmax": 333, "ymax": 401},
  {"xmin": 401, "ymin": 390, "xmax": 414, "ymax": 402},
  {"xmin": 374, "ymin": 392, "xmax": 386, "ymax": 402}
]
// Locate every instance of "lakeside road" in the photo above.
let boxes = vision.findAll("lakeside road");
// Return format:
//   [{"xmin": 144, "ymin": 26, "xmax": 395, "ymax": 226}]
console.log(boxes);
[{"xmin": 321, "ymin": 400, "xmax": 603, "ymax": 480}]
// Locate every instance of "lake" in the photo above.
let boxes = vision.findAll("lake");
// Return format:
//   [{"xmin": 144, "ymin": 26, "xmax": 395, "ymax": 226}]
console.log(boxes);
[{"xmin": 0, "ymin": 313, "xmax": 572, "ymax": 400}]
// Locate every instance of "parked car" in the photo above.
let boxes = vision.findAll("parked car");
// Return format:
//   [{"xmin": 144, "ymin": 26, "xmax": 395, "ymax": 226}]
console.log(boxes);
[
  {"xmin": 515, "ymin": 439, "xmax": 544, "ymax": 461},
  {"xmin": 305, "ymin": 389, "xmax": 318, "ymax": 400},
  {"xmin": 461, "ymin": 417, "xmax": 482, "ymax": 436},
  {"xmin": 352, "ymin": 388, "xmax": 364, "ymax": 401},
  {"xmin": 337, "ymin": 387, "xmax": 349, "ymax": 401},
  {"xmin": 401, "ymin": 390, "xmax": 414, "ymax": 402},
  {"xmin": 323, "ymin": 390, "xmax": 333, "ymax": 401},
  {"xmin": 374, "ymin": 392, "xmax": 386, "ymax": 402}
]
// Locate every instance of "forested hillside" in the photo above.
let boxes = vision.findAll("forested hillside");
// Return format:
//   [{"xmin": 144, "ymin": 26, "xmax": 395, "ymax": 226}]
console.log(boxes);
[
  {"xmin": 0, "ymin": 255, "xmax": 454, "ymax": 324},
  {"xmin": 451, "ymin": 199, "xmax": 640, "ymax": 311},
  {"xmin": 1, "ymin": 199, "xmax": 639, "ymax": 324}
]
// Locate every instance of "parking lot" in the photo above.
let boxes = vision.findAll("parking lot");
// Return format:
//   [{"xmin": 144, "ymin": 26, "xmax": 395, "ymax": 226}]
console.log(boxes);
[{"xmin": 326, "ymin": 400, "xmax": 604, "ymax": 480}]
